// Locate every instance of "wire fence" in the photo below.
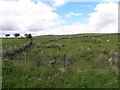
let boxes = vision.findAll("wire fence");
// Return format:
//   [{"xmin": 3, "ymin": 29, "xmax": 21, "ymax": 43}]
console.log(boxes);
[{"xmin": 2, "ymin": 39, "xmax": 32, "ymax": 60}]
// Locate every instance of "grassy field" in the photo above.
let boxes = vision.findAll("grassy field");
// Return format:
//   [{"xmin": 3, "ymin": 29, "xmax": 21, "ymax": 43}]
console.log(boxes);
[
  {"xmin": 2, "ymin": 38, "xmax": 28, "ymax": 52},
  {"xmin": 2, "ymin": 33, "xmax": 120, "ymax": 88}
]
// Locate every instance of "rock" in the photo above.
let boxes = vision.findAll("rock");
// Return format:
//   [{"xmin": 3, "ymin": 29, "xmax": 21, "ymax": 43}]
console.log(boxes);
[
  {"xmin": 59, "ymin": 67, "xmax": 66, "ymax": 73},
  {"xmin": 50, "ymin": 60, "xmax": 56, "ymax": 65}
]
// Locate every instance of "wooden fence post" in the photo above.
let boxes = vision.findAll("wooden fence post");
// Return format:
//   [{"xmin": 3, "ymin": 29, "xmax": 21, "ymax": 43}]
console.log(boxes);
[
  {"xmin": 40, "ymin": 50, "xmax": 42, "ymax": 55},
  {"xmin": 9, "ymin": 46, "xmax": 12, "ymax": 51},
  {"xmin": 64, "ymin": 53, "xmax": 67, "ymax": 68},
  {"xmin": 6, "ymin": 45, "xmax": 8, "ymax": 51},
  {"xmin": 15, "ymin": 45, "xmax": 17, "ymax": 50},
  {"xmin": 24, "ymin": 52, "xmax": 27, "ymax": 61}
]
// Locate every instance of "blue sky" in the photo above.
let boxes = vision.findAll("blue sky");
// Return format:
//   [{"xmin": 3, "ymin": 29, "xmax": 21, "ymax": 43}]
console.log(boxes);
[
  {"xmin": 54, "ymin": 2, "xmax": 98, "ymax": 24},
  {"xmin": 55, "ymin": 2, "xmax": 98, "ymax": 16},
  {"xmin": 0, "ymin": 0, "xmax": 118, "ymax": 37}
]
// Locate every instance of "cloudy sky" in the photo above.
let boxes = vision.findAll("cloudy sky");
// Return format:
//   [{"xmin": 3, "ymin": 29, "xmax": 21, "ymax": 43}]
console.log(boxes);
[{"xmin": 0, "ymin": 0, "xmax": 119, "ymax": 37}]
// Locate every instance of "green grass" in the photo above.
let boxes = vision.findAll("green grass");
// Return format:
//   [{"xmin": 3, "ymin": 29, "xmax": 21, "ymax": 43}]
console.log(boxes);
[
  {"xmin": 2, "ymin": 38, "xmax": 28, "ymax": 51},
  {"xmin": 2, "ymin": 33, "xmax": 119, "ymax": 88}
]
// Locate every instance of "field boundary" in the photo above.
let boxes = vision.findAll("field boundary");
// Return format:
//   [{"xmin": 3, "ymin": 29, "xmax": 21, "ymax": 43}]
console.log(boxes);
[{"xmin": 2, "ymin": 39, "xmax": 33, "ymax": 60}]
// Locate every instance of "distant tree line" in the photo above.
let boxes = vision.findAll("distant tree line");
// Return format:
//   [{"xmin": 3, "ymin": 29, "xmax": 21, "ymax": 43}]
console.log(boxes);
[
  {"xmin": 5, "ymin": 33, "xmax": 32, "ymax": 38},
  {"xmin": 14, "ymin": 33, "xmax": 20, "ymax": 38},
  {"xmin": 24, "ymin": 33, "xmax": 32, "ymax": 38},
  {"xmin": 5, "ymin": 34, "xmax": 10, "ymax": 38}
]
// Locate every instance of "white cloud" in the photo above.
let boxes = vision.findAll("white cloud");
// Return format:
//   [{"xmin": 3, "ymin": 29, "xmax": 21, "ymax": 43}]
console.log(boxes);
[
  {"xmin": 103, "ymin": 0, "xmax": 119, "ymax": 3},
  {"xmin": 46, "ymin": 2, "xmax": 118, "ymax": 35},
  {"xmin": 52, "ymin": 0, "xmax": 67, "ymax": 7},
  {"xmin": 88, "ymin": 2, "xmax": 118, "ymax": 33},
  {"xmin": 0, "ymin": 0, "xmax": 64, "ymax": 37},
  {"xmin": 65, "ymin": 12, "xmax": 83, "ymax": 18},
  {"xmin": 0, "ymin": 1, "xmax": 118, "ymax": 37}
]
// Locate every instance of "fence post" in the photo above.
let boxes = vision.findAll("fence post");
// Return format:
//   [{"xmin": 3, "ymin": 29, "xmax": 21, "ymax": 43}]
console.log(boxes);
[
  {"xmin": 9, "ymin": 46, "xmax": 12, "ymax": 51},
  {"xmin": 40, "ymin": 50, "xmax": 42, "ymax": 55},
  {"xmin": 24, "ymin": 52, "xmax": 27, "ymax": 61},
  {"xmin": 64, "ymin": 53, "xmax": 67, "ymax": 68},
  {"xmin": 6, "ymin": 45, "xmax": 8, "ymax": 51},
  {"xmin": 15, "ymin": 45, "xmax": 17, "ymax": 49}
]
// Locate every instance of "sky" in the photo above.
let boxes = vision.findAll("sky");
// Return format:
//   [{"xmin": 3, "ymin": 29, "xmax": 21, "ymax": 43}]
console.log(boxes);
[{"xmin": 0, "ymin": 0, "xmax": 119, "ymax": 37}]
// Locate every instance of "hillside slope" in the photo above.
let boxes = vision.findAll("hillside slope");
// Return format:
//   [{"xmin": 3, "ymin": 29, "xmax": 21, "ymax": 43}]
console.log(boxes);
[{"xmin": 2, "ymin": 33, "xmax": 119, "ymax": 88}]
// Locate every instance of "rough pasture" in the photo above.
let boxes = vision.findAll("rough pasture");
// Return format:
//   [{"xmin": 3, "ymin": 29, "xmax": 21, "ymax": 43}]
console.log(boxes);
[
  {"xmin": 2, "ymin": 38, "xmax": 32, "ymax": 60},
  {"xmin": 2, "ymin": 38, "xmax": 28, "ymax": 51},
  {"xmin": 2, "ymin": 33, "xmax": 120, "ymax": 88}
]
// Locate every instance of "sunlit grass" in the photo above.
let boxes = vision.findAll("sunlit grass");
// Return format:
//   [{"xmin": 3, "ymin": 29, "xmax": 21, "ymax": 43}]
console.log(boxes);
[{"xmin": 2, "ymin": 33, "xmax": 119, "ymax": 88}]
